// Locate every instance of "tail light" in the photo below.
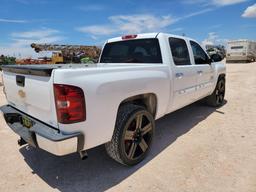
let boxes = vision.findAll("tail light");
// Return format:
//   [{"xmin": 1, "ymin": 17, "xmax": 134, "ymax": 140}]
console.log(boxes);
[{"xmin": 54, "ymin": 84, "xmax": 86, "ymax": 124}]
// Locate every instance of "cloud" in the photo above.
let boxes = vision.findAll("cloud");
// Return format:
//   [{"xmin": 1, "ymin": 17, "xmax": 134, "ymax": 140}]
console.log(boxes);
[
  {"xmin": 183, "ymin": 0, "xmax": 248, "ymax": 6},
  {"xmin": 1, "ymin": 28, "xmax": 64, "ymax": 58},
  {"xmin": 242, "ymin": 3, "xmax": 256, "ymax": 18},
  {"xmin": 78, "ymin": 4, "xmax": 106, "ymax": 11},
  {"xmin": 208, "ymin": 24, "xmax": 222, "ymax": 29},
  {"xmin": 16, "ymin": 0, "xmax": 48, "ymax": 5},
  {"xmin": 180, "ymin": 8, "xmax": 213, "ymax": 19},
  {"xmin": 0, "ymin": 46, "xmax": 37, "ymax": 58},
  {"xmin": 11, "ymin": 36, "xmax": 64, "ymax": 47},
  {"xmin": 10, "ymin": 28, "xmax": 64, "ymax": 47},
  {"xmin": 11, "ymin": 29, "xmax": 59, "ymax": 39},
  {"xmin": 202, "ymin": 32, "xmax": 228, "ymax": 47},
  {"xmin": 0, "ymin": 18, "xmax": 28, "ymax": 23},
  {"xmin": 202, "ymin": 32, "xmax": 218, "ymax": 46},
  {"xmin": 212, "ymin": 0, "xmax": 247, "ymax": 6},
  {"xmin": 77, "ymin": 8, "xmax": 217, "ymax": 38},
  {"xmin": 170, "ymin": 27, "xmax": 184, "ymax": 32},
  {"xmin": 77, "ymin": 14, "xmax": 175, "ymax": 36},
  {"xmin": 183, "ymin": 0, "xmax": 206, "ymax": 4},
  {"xmin": 77, "ymin": 25, "xmax": 117, "ymax": 35},
  {"xmin": 111, "ymin": 15, "xmax": 174, "ymax": 33}
]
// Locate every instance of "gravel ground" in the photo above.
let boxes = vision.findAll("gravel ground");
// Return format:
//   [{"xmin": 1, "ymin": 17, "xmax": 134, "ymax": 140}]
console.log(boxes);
[{"xmin": 0, "ymin": 62, "xmax": 255, "ymax": 192}]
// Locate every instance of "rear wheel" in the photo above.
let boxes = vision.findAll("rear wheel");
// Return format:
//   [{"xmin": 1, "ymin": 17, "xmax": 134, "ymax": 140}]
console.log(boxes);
[
  {"xmin": 206, "ymin": 78, "xmax": 225, "ymax": 107},
  {"xmin": 105, "ymin": 104, "xmax": 155, "ymax": 166}
]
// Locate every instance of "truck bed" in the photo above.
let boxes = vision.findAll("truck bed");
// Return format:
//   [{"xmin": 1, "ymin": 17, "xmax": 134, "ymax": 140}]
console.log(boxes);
[{"xmin": 1, "ymin": 64, "xmax": 93, "ymax": 76}]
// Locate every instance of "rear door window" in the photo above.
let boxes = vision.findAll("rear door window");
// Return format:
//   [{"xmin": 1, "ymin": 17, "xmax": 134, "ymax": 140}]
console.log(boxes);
[{"xmin": 169, "ymin": 37, "xmax": 191, "ymax": 66}]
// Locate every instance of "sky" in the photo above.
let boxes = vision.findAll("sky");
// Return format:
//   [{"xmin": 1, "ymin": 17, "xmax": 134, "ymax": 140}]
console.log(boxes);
[{"xmin": 0, "ymin": 0, "xmax": 256, "ymax": 58}]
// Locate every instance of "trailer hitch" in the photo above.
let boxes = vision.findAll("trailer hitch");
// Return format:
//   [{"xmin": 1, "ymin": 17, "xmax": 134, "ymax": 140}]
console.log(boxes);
[
  {"xmin": 18, "ymin": 137, "xmax": 27, "ymax": 146},
  {"xmin": 4, "ymin": 113, "xmax": 21, "ymax": 124}
]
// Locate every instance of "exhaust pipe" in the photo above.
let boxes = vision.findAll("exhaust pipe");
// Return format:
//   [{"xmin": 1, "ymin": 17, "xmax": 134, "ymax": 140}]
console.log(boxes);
[{"xmin": 79, "ymin": 150, "xmax": 88, "ymax": 160}]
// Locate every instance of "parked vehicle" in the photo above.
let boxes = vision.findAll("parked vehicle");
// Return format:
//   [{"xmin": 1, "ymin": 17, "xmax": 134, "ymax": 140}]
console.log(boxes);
[
  {"xmin": 226, "ymin": 40, "xmax": 256, "ymax": 63},
  {"xmin": 206, "ymin": 45, "xmax": 226, "ymax": 61},
  {"xmin": 0, "ymin": 33, "xmax": 226, "ymax": 166}
]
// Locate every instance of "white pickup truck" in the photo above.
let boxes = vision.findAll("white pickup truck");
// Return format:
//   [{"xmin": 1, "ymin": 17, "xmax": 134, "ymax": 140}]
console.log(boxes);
[{"xmin": 0, "ymin": 33, "xmax": 226, "ymax": 166}]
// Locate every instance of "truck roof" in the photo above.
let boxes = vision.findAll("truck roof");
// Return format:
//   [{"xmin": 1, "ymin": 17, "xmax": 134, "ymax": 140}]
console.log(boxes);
[{"xmin": 107, "ymin": 32, "xmax": 196, "ymax": 43}]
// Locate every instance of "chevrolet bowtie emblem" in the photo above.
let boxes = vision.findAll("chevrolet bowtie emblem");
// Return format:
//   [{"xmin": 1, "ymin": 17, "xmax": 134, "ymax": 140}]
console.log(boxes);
[{"xmin": 18, "ymin": 90, "xmax": 26, "ymax": 98}]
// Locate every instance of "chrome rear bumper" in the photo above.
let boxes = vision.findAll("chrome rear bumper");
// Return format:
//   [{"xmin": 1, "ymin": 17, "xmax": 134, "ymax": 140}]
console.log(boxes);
[{"xmin": 0, "ymin": 105, "xmax": 84, "ymax": 156}]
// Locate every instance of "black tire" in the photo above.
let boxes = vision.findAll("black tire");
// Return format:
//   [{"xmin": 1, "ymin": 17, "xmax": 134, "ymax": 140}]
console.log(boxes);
[
  {"xmin": 206, "ymin": 77, "xmax": 225, "ymax": 107},
  {"xmin": 105, "ymin": 104, "xmax": 155, "ymax": 166}
]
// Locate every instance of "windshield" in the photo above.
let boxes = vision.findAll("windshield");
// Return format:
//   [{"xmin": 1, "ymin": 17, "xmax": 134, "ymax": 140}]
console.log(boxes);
[{"xmin": 100, "ymin": 38, "xmax": 162, "ymax": 64}]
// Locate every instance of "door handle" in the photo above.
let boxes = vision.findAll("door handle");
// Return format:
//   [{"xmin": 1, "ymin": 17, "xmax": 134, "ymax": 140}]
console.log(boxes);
[
  {"xmin": 175, "ymin": 73, "xmax": 184, "ymax": 79},
  {"xmin": 197, "ymin": 71, "xmax": 203, "ymax": 75}
]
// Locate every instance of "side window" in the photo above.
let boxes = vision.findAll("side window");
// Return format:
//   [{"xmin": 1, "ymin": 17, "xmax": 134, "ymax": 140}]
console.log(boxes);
[
  {"xmin": 190, "ymin": 41, "xmax": 209, "ymax": 64},
  {"xmin": 169, "ymin": 37, "xmax": 191, "ymax": 66}
]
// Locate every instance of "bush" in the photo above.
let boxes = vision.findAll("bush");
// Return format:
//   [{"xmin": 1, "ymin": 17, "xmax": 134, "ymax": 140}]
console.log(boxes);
[{"xmin": 0, "ymin": 55, "xmax": 16, "ymax": 65}]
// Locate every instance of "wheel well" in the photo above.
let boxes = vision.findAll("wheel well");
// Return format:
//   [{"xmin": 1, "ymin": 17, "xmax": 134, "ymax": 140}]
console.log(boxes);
[{"xmin": 119, "ymin": 93, "xmax": 157, "ymax": 118}]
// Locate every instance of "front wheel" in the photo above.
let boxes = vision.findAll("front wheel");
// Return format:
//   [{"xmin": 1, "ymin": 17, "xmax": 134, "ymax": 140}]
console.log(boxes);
[
  {"xmin": 105, "ymin": 104, "xmax": 155, "ymax": 166},
  {"xmin": 206, "ymin": 78, "xmax": 225, "ymax": 107}
]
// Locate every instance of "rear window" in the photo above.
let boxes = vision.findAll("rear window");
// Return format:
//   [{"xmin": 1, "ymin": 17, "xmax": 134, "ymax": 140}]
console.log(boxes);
[
  {"xmin": 231, "ymin": 46, "xmax": 243, "ymax": 49},
  {"xmin": 100, "ymin": 38, "xmax": 162, "ymax": 63}
]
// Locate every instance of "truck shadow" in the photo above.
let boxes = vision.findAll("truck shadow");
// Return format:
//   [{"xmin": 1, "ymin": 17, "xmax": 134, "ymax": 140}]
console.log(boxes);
[{"xmin": 19, "ymin": 101, "xmax": 226, "ymax": 192}]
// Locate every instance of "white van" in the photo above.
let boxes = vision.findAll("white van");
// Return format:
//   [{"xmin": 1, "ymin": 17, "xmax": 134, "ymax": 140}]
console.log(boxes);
[{"xmin": 226, "ymin": 40, "xmax": 256, "ymax": 63}]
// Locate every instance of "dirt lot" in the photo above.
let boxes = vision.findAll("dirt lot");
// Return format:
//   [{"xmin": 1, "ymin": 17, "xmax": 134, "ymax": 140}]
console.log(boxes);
[{"xmin": 0, "ymin": 63, "xmax": 256, "ymax": 192}]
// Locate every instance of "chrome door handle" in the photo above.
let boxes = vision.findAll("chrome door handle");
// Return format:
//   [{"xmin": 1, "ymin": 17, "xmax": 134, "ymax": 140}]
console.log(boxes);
[{"xmin": 175, "ymin": 73, "xmax": 184, "ymax": 79}]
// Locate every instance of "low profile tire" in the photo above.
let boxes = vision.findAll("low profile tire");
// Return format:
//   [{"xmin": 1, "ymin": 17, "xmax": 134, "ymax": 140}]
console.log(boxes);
[
  {"xmin": 206, "ymin": 77, "xmax": 225, "ymax": 107},
  {"xmin": 105, "ymin": 104, "xmax": 155, "ymax": 166}
]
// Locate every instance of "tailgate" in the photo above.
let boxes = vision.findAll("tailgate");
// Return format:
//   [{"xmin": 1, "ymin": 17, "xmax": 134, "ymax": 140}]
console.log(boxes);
[{"xmin": 2, "ymin": 65, "xmax": 58, "ymax": 128}]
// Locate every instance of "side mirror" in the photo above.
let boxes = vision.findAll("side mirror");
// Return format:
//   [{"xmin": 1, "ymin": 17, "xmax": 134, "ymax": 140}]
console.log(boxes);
[{"xmin": 211, "ymin": 54, "xmax": 222, "ymax": 62}]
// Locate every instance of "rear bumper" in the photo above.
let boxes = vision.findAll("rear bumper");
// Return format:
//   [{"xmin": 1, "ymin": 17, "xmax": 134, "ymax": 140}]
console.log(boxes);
[{"xmin": 0, "ymin": 105, "xmax": 84, "ymax": 156}]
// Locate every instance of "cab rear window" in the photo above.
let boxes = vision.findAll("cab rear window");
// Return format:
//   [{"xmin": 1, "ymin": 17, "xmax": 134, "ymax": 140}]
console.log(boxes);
[{"xmin": 100, "ymin": 39, "xmax": 162, "ymax": 63}]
